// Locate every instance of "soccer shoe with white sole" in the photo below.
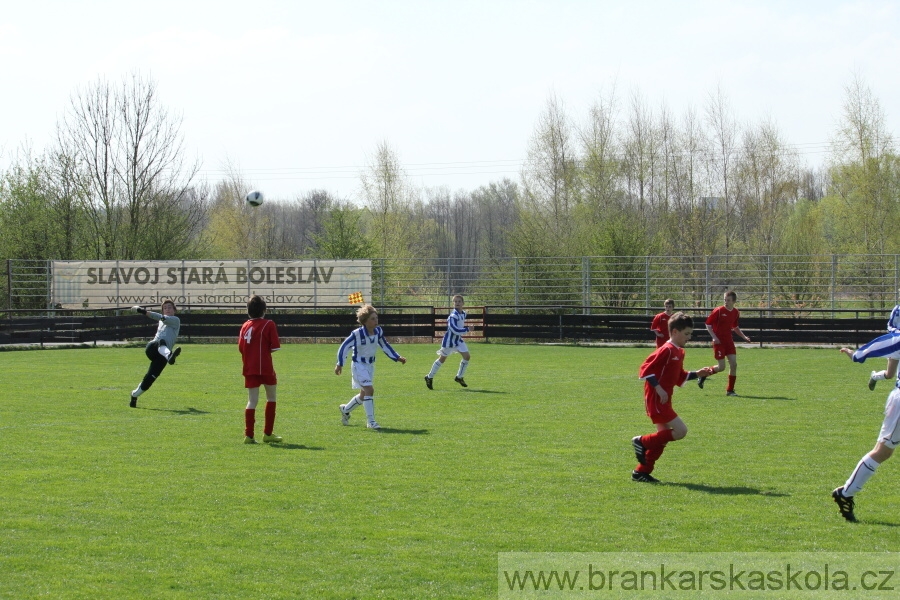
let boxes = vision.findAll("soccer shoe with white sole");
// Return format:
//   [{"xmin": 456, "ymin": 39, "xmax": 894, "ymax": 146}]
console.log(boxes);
[
  {"xmin": 339, "ymin": 404, "xmax": 350, "ymax": 426},
  {"xmin": 262, "ymin": 433, "xmax": 283, "ymax": 443},
  {"xmin": 454, "ymin": 376, "xmax": 468, "ymax": 388},
  {"xmin": 832, "ymin": 487, "xmax": 857, "ymax": 522},
  {"xmin": 366, "ymin": 421, "xmax": 381, "ymax": 430},
  {"xmin": 726, "ymin": 390, "xmax": 738, "ymax": 397},
  {"xmin": 632, "ymin": 436, "xmax": 647, "ymax": 466},
  {"xmin": 869, "ymin": 372, "xmax": 878, "ymax": 391},
  {"xmin": 424, "ymin": 376, "xmax": 434, "ymax": 390},
  {"xmin": 697, "ymin": 376, "xmax": 706, "ymax": 389},
  {"xmin": 631, "ymin": 470, "xmax": 660, "ymax": 483},
  {"xmin": 244, "ymin": 436, "xmax": 257, "ymax": 444},
  {"xmin": 167, "ymin": 346, "xmax": 182, "ymax": 365},
  {"xmin": 129, "ymin": 396, "xmax": 137, "ymax": 408}
]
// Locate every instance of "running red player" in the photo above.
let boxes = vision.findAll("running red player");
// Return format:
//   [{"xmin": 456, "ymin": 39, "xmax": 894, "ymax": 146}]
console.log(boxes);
[
  {"xmin": 631, "ymin": 312, "xmax": 716, "ymax": 483},
  {"xmin": 697, "ymin": 290, "xmax": 751, "ymax": 396}
]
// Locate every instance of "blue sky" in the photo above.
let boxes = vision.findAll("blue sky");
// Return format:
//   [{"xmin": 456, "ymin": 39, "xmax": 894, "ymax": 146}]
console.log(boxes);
[{"xmin": 2, "ymin": 0, "xmax": 898, "ymax": 201}]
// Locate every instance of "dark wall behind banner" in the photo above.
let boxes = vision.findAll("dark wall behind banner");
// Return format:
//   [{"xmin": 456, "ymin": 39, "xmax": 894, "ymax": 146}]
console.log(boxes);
[{"xmin": 0, "ymin": 307, "xmax": 886, "ymax": 347}]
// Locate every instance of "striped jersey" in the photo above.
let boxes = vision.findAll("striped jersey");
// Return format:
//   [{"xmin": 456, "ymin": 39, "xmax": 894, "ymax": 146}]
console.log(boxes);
[
  {"xmin": 887, "ymin": 305, "xmax": 900, "ymax": 333},
  {"xmin": 849, "ymin": 305, "xmax": 900, "ymax": 363},
  {"xmin": 148, "ymin": 311, "xmax": 180, "ymax": 348},
  {"xmin": 336, "ymin": 326, "xmax": 401, "ymax": 366},
  {"xmin": 441, "ymin": 308, "xmax": 469, "ymax": 349}
]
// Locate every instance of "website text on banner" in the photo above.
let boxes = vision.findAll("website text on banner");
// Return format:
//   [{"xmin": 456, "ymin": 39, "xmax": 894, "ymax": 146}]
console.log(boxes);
[{"xmin": 51, "ymin": 260, "xmax": 372, "ymax": 309}]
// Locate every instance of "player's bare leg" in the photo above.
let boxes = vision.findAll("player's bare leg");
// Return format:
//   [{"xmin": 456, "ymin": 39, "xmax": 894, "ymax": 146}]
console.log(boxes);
[{"xmin": 698, "ymin": 358, "xmax": 726, "ymax": 390}]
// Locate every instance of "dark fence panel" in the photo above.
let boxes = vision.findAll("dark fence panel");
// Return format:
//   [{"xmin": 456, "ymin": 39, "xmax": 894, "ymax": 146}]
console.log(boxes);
[
  {"xmin": 0, "ymin": 307, "xmax": 437, "ymax": 346},
  {"xmin": 0, "ymin": 306, "xmax": 888, "ymax": 347}
]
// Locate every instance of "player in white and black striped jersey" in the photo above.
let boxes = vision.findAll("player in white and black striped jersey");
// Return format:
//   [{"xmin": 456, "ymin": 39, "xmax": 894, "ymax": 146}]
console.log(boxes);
[
  {"xmin": 424, "ymin": 294, "xmax": 471, "ymax": 389},
  {"xmin": 335, "ymin": 304, "xmax": 406, "ymax": 430},
  {"xmin": 846, "ymin": 304, "xmax": 900, "ymax": 391}
]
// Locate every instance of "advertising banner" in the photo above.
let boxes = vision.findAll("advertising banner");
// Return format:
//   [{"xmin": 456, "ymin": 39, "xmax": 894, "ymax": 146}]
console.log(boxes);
[{"xmin": 52, "ymin": 260, "xmax": 372, "ymax": 308}]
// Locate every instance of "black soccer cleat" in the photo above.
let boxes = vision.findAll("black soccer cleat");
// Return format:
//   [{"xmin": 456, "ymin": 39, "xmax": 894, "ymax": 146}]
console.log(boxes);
[
  {"xmin": 697, "ymin": 376, "xmax": 706, "ymax": 389},
  {"xmin": 632, "ymin": 470, "xmax": 660, "ymax": 483},
  {"xmin": 832, "ymin": 487, "xmax": 857, "ymax": 522},
  {"xmin": 168, "ymin": 347, "xmax": 182, "ymax": 365},
  {"xmin": 454, "ymin": 376, "xmax": 468, "ymax": 388},
  {"xmin": 632, "ymin": 436, "xmax": 647, "ymax": 466},
  {"xmin": 424, "ymin": 376, "xmax": 433, "ymax": 390},
  {"xmin": 129, "ymin": 396, "xmax": 137, "ymax": 408}
]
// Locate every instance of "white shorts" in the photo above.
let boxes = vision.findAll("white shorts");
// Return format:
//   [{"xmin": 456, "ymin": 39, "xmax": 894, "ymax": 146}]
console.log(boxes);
[
  {"xmin": 351, "ymin": 362, "xmax": 374, "ymax": 389},
  {"xmin": 878, "ymin": 387, "xmax": 900, "ymax": 448},
  {"xmin": 437, "ymin": 341, "xmax": 469, "ymax": 358}
]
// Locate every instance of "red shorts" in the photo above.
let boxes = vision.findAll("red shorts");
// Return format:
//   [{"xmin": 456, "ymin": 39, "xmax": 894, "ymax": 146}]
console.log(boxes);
[
  {"xmin": 644, "ymin": 392, "xmax": 678, "ymax": 424},
  {"xmin": 713, "ymin": 340, "xmax": 736, "ymax": 360},
  {"xmin": 244, "ymin": 374, "xmax": 277, "ymax": 388}
]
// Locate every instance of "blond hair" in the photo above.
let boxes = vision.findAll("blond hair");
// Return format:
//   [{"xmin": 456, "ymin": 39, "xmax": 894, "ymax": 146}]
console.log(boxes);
[{"xmin": 356, "ymin": 303, "xmax": 377, "ymax": 324}]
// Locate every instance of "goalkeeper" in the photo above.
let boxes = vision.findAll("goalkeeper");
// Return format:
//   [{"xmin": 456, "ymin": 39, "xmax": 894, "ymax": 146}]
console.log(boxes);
[{"xmin": 129, "ymin": 299, "xmax": 182, "ymax": 408}]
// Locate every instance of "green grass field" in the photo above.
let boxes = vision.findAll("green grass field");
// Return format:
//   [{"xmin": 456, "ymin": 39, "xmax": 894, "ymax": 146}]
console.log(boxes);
[{"xmin": 1, "ymin": 342, "xmax": 898, "ymax": 599}]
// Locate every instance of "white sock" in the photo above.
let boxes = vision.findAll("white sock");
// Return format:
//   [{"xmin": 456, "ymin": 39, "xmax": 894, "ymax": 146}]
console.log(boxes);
[
  {"xmin": 345, "ymin": 395, "xmax": 361, "ymax": 412},
  {"xmin": 872, "ymin": 370, "xmax": 887, "ymax": 381},
  {"xmin": 362, "ymin": 396, "xmax": 375, "ymax": 422},
  {"xmin": 132, "ymin": 386, "xmax": 144, "ymax": 397},
  {"xmin": 457, "ymin": 360, "xmax": 469, "ymax": 378},
  {"xmin": 844, "ymin": 455, "xmax": 881, "ymax": 496},
  {"xmin": 428, "ymin": 360, "xmax": 442, "ymax": 378},
  {"xmin": 158, "ymin": 345, "xmax": 171, "ymax": 360}
]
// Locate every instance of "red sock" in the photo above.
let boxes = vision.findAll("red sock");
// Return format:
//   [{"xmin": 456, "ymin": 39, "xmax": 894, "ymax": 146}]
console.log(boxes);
[
  {"xmin": 264, "ymin": 401, "xmax": 276, "ymax": 436},
  {"xmin": 641, "ymin": 429, "xmax": 675, "ymax": 452},
  {"xmin": 728, "ymin": 375, "xmax": 736, "ymax": 392},
  {"xmin": 244, "ymin": 408, "xmax": 256, "ymax": 438},
  {"xmin": 636, "ymin": 429, "xmax": 675, "ymax": 473}
]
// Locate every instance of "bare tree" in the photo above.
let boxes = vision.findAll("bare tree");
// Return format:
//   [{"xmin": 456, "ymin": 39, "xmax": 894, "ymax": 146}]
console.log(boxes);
[
  {"xmin": 56, "ymin": 73, "xmax": 201, "ymax": 259},
  {"xmin": 825, "ymin": 73, "xmax": 898, "ymax": 256},
  {"xmin": 579, "ymin": 85, "xmax": 622, "ymax": 215},
  {"xmin": 361, "ymin": 142, "xmax": 432, "ymax": 261},
  {"xmin": 517, "ymin": 94, "xmax": 579, "ymax": 255},
  {"xmin": 733, "ymin": 118, "xmax": 801, "ymax": 254},
  {"xmin": 704, "ymin": 85, "xmax": 740, "ymax": 254},
  {"xmin": 622, "ymin": 90, "xmax": 660, "ymax": 214}
]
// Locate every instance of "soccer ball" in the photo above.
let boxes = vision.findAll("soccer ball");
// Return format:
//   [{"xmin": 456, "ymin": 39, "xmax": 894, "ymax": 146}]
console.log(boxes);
[{"xmin": 245, "ymin": 190, "xmax": 265, "ymax": 207}]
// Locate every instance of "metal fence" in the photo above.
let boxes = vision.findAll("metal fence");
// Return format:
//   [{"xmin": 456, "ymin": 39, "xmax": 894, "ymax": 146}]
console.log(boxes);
[
  {"xmin": 7, "ymin": 255, "xmax": 900, "ymax": 314},
  {"xmin": 367, "ymin": 255, "xmax": 900, "ymax": 314}
]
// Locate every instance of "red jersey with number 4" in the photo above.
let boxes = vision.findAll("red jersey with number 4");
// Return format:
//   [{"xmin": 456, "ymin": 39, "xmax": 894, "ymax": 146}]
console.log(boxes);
[
  {"xmin": 239, "ymin": 318, "xmax": 280, "ymax": 377},
  {"xmin": 706, "ymin": 306, "xmax": 740, "ymax": 341}
]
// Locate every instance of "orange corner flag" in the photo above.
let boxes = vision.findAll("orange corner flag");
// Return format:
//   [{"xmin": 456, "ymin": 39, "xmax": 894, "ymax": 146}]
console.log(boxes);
[{"xmin": 348, "ymin": 292, "xmax": 364, "ymax": 305}]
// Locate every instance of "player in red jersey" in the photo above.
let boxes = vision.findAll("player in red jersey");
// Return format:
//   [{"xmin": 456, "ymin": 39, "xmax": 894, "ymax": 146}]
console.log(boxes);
[
  {"xmin": 239, "ymin": 295, "xmax": 282, "ymax": 444},
  {"xmin": 650, "ymin": 298, "xmax": 676, "ymax": 348},
  {"xmin": 631, "ymin": 312, "xmax": 715, "ymax": 483},
  {"xmin": 697, "ymin": 290, "xmax": 751, "ymax": 396}
]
